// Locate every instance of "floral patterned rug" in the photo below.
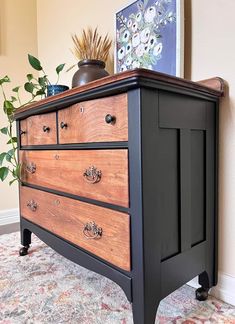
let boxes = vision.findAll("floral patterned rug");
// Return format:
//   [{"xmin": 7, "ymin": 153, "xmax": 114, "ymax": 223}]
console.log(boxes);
[{"xmin": 0, "ymin": 232, "xmax": 235, "ymax": 324}]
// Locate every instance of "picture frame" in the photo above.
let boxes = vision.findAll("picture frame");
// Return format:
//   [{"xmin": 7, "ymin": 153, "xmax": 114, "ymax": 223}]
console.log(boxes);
[{"xmin": 114, "ymin": 0, "xmax": 184, "ymax": 77}]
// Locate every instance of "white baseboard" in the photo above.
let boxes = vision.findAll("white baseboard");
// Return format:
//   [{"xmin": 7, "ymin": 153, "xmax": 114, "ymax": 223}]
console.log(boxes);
[
  {"xmin": 187, "ymin": 272, "xmax": 235, "ymax": 306},
  {"xmin": 0, "ymin": 208, "xmax": 20, "ymax": 226}
]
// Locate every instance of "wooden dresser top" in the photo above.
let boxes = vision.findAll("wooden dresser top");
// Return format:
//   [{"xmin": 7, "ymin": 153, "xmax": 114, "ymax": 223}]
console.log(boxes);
[{"xmin": 14, "ymin": 68, "xmax": 224, "ymax": 120}]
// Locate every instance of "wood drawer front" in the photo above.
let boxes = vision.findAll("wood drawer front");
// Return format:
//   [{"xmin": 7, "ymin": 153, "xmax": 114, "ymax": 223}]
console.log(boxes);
[
  {"xmin": 20, "ymin": 186, "xmax": 130, "ymax": 271},
  {"xmin": 20, "ymin": 149, "xmax": 129, "ymax": 207},
  {"xmin": 58, "ymin": 94, "xmax": 128, "ymax": 143},
  {"xmin": 20, "ymin": 112, "xmax": 57, "ymax": 146}
]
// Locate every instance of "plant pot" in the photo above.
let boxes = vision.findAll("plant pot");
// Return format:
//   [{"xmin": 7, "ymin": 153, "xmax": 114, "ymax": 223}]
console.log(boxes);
[
  {"xmin": 47, "ymin": 84, "xmax": 69, "ymax": 97},
  {"xmin": 72, "ymin": 59, "xmax": 109, "ymax": 88}
]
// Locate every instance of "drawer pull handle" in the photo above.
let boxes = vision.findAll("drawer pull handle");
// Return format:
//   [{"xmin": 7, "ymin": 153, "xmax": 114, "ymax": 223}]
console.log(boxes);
[
  {"xmin": 83, "ymin": 221, "xmax": 102, "ymax": 239},
  {"xmin": 20, "ymin": 130, "xmax": 26, "ymax": 135},
  {"xmin": 60, "ymin": 121, "xmax": 68, "ymax": 129},
  {"xmin": 105, "ymin": 114, "xmax": 116, "ymax": 124},
  {"xmin": 83, "ymin": 166, "xmax": 102, "ymax": 184},
  {"xmin": 27, "ymin": 200, "xmax": 37, "ymax": 212},
  {"xmin": 26, "ymin": 162, "xmax": 36, "ymax": 174},
  {"xmin": 43, "ymin": 125, "xmax": 50, "ymax": 132}
]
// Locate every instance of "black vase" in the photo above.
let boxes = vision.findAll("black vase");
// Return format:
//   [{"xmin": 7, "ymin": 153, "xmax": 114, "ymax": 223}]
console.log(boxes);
[{"xmin": 72, "ymin": 59, "xmax": 109, "ymax": 88}]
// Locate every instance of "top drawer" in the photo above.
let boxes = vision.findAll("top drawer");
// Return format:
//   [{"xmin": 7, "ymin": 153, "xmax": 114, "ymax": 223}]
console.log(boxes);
[
  {"xmin": 20, "ymin": 112, "xmax": 57, "ymax": 146},
  {"xmin": 58, "ymin": 93, "xmax": 128, "ymax": 144}
]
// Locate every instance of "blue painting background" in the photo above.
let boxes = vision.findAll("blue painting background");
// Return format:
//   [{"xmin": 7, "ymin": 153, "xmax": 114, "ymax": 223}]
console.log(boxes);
[{"xmin": 116, "ymin": 0, "xmax": 177, "ymax": 76}]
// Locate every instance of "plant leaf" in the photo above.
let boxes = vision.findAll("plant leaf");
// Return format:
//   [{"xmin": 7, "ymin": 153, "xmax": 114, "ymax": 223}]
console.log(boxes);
[
  {"xmin": 56, "ymin": 63, "xmax": 65, "ymax": 75},
  {"xmin": 12, "ymin": 86, "xmax": 20, "ymax": 92},
  {"xmin": 24, "ymin": 82, "xmax": 34, "ymax": 93},
  {"xmin": 0, "ymin": 167, "xmax": 9, "ymax": 181},
  {"xmin": 36, "ymin": 89, "xmax": 46, "ymax": 96},
  {"xmin": 27, "ymin": 73, "xmax": 34, "ymax": 81},
  {"xmin": 0, "ymin": 153, "xmax": 7, "ymax": 166},
  {"xmin": 7, "ymin": 137, "xmax": 17, "ymax": 144},
  {"xmin": 11, "ymin": 96, "xmax": 17, "ymax": 102},
  {"xmin": 0, "ymin": 76, "xmax": 10, "ymax": 85},
  {"xmin": 0, "ymin": 127, "xmax": 8, "ymax": 135},
  {"xmin": 28, "ymin": 54, "xmax": 42, "ymax": 71},
  {"xmin": 6, "ymin": 149, "xmax": 14, "ymax": 162},
  {"xmin": 9, "ymin": 178, "xmax": 17, "ymax": 186}
]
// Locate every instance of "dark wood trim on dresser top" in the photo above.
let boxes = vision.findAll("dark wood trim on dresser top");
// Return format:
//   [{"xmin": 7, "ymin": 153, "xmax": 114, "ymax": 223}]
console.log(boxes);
[
  {"xmin": 14, "ymin": 69, "xmax": 223, "ymax": 120},
  {"xmin": 16, "ymin": 69, "xmax": 224, "ymax": 324}
]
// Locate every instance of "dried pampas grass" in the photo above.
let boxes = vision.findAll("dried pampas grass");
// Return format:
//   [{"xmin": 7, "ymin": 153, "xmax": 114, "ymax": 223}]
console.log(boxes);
[{"xmin": 71, "ymin": 27, "xmax": 112, "ymax": 62}]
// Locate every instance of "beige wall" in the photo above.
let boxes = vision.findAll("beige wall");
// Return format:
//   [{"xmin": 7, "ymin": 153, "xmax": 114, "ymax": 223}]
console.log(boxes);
[{"xmin": 0, "ymin": 0, "xmax": 38, "ymax": 210}]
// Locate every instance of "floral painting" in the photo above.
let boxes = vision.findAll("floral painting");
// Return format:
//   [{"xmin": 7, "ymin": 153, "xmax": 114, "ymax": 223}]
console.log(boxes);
[{"xmin": 115, "ymin": 0, "xmax": 183, "ymax": 76}]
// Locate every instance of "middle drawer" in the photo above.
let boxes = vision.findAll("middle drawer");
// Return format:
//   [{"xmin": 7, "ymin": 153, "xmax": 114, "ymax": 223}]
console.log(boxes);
[{"xmin": 20, "ymin": 149, "xmax": 129, "ymax": 208}]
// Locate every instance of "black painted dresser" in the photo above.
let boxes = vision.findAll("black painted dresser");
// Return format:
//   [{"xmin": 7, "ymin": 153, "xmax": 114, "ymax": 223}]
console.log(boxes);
[{"xmin": 15, "ymin": 69, "xmax": 224, "ymax": 324}]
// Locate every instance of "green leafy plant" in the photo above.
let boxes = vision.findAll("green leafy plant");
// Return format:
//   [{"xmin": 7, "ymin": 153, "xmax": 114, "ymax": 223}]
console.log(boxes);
[
  {"xmin": 0, "ymin": 55, "xmax": 66, "ymax": 185},
  {"xmin": 25, "ymin": 54, "xmax": 65, "ymax": 98}
]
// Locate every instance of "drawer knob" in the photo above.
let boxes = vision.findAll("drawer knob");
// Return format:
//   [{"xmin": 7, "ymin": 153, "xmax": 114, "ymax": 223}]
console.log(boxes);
[
  {"xmin": 26, "ymin": 162, "xmax": 36, "ymax": 174},
  {"xmin": 83, "ymin": 221, "xmax": 102, "ymax": 239},
  {"xmin": 27, "ymin": 200, "xmax": 37, "ymax": 212},
  {"xmin": 105, "ymin": 114, "xmax": 116, "ymax": 124},
  {"xmin": 20, "ymin": 130, "xmax": 26, "ymax": 135},
  {"xmin": 43, "ymin": 125, "xmax": 50, "ymax": 132},
  {"xmin": 60, "ymin": 121, "xmax": 68, "ymax": 129},
  {"xmin": 83, "ymin": 166, "xmax": 102, "ymax": 184}
]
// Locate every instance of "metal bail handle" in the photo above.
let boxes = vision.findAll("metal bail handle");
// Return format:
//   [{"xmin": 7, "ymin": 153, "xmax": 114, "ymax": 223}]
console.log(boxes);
[
  {"xmin": 83, "ymin": 221, "xmax": 103, "ymax": 239},
  {"xmin": 27, "ymin": 200, "xmax": 37, "ymax": 212},
  {"xmin": 26, "ymin": 162, "xmax": 36, "ymax": 174},
  {"xmin": 83, "ymin": 166, "xmax": 102, "ymax": 184}
]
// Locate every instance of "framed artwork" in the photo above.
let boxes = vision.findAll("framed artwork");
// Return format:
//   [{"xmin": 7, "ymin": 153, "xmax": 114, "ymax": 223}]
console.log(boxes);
[{"xmin": 115, "ymin": 0, "xmax": 184, "ymax": 77}]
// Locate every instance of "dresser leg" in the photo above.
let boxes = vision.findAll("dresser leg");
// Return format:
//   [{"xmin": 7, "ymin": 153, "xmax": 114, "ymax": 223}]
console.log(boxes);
[
  {"xmin": 132, "ymin": 298, "xmax": 159, "ymax": 324},
  {"xmin": 19, "ymin": 228, "xmax": 32, "ymax": 256},
  {"xmin": 196, "ymin": 271, "xmax": 210, "ymax": 301}
]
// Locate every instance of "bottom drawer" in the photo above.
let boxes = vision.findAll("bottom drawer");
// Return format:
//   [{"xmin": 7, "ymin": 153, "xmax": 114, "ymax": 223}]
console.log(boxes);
[{"xmin": 20, "ymin": 186, "xmax": 131, "ymax": 271}]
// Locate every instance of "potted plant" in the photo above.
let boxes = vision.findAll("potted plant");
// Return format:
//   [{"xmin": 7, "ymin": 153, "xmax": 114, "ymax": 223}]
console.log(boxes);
[
  {"xmin": 0, "ymin": 56, "xmax": 68, "ymax": 184},
  {"xmin": 70, "ymin": 27, "xmax": 112, "ymax": 87},
  {"xmin": 27, "ymin": 54, "xmax": 69, "ymax": 97}
]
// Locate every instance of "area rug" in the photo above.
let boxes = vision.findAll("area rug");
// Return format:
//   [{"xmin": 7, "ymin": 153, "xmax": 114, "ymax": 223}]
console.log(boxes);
[{"xmin": 0, "ymin": 232, "xmax": 235, "ymax": 324}]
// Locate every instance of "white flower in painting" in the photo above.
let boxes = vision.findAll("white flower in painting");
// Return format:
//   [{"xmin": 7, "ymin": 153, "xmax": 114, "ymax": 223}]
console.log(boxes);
[
  {"xmin": 140, "ymin": 28, "xmax": 150, "ymax": 43},
  {"xmin": 148, "ymin": 35, "xmax": 156, "ymax": 48},
  {"xmin": 120, "ymin": 64, "xmax": 127, "ymax": 71},
  {"xmin": 136, "ymin": 12, "xmax": 142, "ymax": 22},
  {"xmin": 135, "ymin": 43, "xmax": 145, "ymax": 57},
  {"xmin": 153, "ymin": 42, "xmax": 163, "ymax": 56},
  {"xmin": 132, "ymin": 33, "xmax": 140, "ymax": 48},
  {"xmin": 118, "ymin": 46, "xmax": 126, "ymax": 60},
  {"xmin": 126, "ymin": 42, "xmax": 132, "ymax": 54},
  {"xmin": 127, "ymin": 19, "xmax": 133, "ymax": 28},
  {"xmin": 148, "ymin": 65, "xmax": 153, "ymax": 70},
  {"xmin": 125, "ymin": 56, "xmax": 133, "ymax": 66},
  {"xmin": 122, "ymin": 30, "xmax": 130, "ymax": 43},
  {"xmin": 144, "ymin": 6, "xmax": 156, "ymax": 23},
  {"xmin": 132, "ymin": 21, "xmax": 138, "ymax": 33},
  {"xmin": 132, "ymin": 60, "xmax": 141, "ymax": 69},
  {"xmin": 144, "ymin": 44, "xmax": 150, "ymax": 53}
]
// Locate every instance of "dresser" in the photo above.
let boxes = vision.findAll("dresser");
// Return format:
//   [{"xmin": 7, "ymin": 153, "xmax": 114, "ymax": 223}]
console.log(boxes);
[{"xmin": 15, "ymin": 70, "xmax": 224, "ymax": 324}]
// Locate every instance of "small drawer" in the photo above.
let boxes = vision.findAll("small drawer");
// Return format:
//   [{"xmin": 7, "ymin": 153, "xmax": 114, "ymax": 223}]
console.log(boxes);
[
  {"xmin": 20, "ymin": 112, "xmax": 57, "ymax": 146},
  {"xmin": 58, "ymin": 93, "xmax": 128, "ymax": 144},
  {"xmin": 20, "ymin": 186, "xmax": 131, "ymax": 271},
  {"xmin": 20, "ymin": 149, "xmax": 129, "ymax": 208}
]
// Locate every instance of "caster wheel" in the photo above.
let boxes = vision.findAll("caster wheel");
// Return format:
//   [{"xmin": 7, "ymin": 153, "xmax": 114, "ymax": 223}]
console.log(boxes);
[
  {"xmin": 195, "ymin": 287, "xmax": 209, "ymax": 301},
  {"xmin": 19, "ymin": 245, "xmax": 29, "ymax": 256}
]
